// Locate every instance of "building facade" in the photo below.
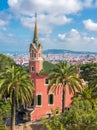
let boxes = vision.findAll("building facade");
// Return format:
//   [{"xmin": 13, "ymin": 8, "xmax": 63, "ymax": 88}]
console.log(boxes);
[{"xmin": 29, "ymin": 14, "xmax": 73, "ymax": 121}]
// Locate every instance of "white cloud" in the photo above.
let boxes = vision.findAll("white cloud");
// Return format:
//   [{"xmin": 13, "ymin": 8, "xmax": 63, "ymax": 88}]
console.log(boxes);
[
  {"xmin": 20, "ymin": 14, "xmax": 72, "ymax": 35},
  {"xmin": 83, "ymin": 0, "xmax": 93, "ymax": 8},
  {"xmin": 0, "ymin": 19, "xmax": 8, "ymax": 26},
  {"xmin": 7, "ymin": 0, "xmax": 82, "ymax": 35},
  {"xmin": 83, "ymin": 19, "xmax": 97, "ymax": 31},
  {"xmin": 0, "ymin": 31, "xmax": 29, "ymax": 53},
  {"xmin": 0, "ymin": 19, "xmax": 8, "ymax": 31},
  {"xmin": 4, "ymin": 0, "xmax": 97, "ymax": 52},
  {"xmin": 7, "ymin": 0, "xmax": 97, "ymax": 36},
  {"xmin": 57, "ymin": 29, "xmax": 97, "ymax": 52},
  {"xmin": 58, "ymin": 34, "xmax": 66, "ymax": 41},
  {"xmin": 82, "ymin": 0, "xmax": 97, "ymax": 8},
  {"xmin": 8, "ymin": 0, "xmax": 82, "ymax": 15},
  {"xmin": 58, "ymin": 29, "xmax": 80, "ymax": 42}
]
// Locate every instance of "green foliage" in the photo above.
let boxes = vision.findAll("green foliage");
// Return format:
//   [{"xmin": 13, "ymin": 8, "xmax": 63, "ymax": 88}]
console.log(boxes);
[
  {"xmin": 80, "ymin": 62, "xmax": 97, "ymax": 85},
  {"xmin": 39, "ymin": 61, "xmax": 55, "ymax": 74},
  {"xmin": 0, "ymin": 65, "xmax": 34, "ymax": 130},
  {"xmin": 0, "ymin": 54, "xmax": 15, "ymax": 72},
  {"xmin": 75, "ymin": 86, "xmax": 97, "ymax": 109},
  {"xmin": 48, "ymin": 61, "xmax": 83, "ymax": 113},
  {"xmin": 42, "ymin": 95, "xmax": 97, "ymax": 130},
  {"xmin": 0, "ymin": 65, "xmax": 34, "ymax": 107},
  {"xmin": 67, "ymin": 97, "xmax": 97, "ymax": 130},
  {"xmin": 0, "ymin": 123, "xmax": 7, "ymax": 130},
  {"xmin": 23, "ymin": 66, "xmax": 29, "ymax": 72},
  {"xmin": 48, "ymin": 62, "xmax": 82, "ymax": 93},
  {"xmin": 0, "ymin": 100, "xmax": 11, "ymax": 130},
  {"xmin": 42, "ymin": 108, "xmax": 66, "ymax": 130},
  {"xmin": 0, "ymin": 100, "xmax": 11, "ymax": 120}
]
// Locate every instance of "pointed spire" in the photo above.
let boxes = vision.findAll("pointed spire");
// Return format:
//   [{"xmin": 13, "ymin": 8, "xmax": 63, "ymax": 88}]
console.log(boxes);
[{"xmin": 33, "ymin": 12, "xmax": 38, "ymax": 43}]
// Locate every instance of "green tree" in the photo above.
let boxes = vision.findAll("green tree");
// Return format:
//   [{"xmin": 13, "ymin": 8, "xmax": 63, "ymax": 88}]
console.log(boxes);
[
  {"xmin": 0, "ymin": 65, "xmax": 34, "ymax": 130},
  {"xmin": 42, "ymin": 108, "xmax": 66, "ymax": 130},
  {"xmin": 75, "ymin": 86, "xmax": 97, "ymax": 109},
  {"xmin": 80, "ymin": 62, "xmax": 97, "ymax": 85},
  {"xmin": 61, "ymin": 97, "xmax": 97, "ymax": 130},
  {"xmin": 0, "ymin": 100, "xmax": 10, "ymax": 130},
  {"xmin": 42, "ymin": 97, "xmax": 97, "ymax": 130},
  {"xmin": 48, "ymin": 62, "xmax": 83, "ymax": 113},
  {"xmin": 0, "ymin": 54, "xmax": 15, "ymax": 72},
  {"xmin": 39, "ymin": 61, "xmax": 55, "ymax": 74}
]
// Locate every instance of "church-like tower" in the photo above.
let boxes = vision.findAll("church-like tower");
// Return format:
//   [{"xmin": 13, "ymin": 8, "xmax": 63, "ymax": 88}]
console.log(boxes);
[
  {"xmin": 28, "ymin": 13, "xmax": 73, "ymax": 121},
  {"xmin": 29, "ymin": 13, "xmax": 43, "ymax": 74}
]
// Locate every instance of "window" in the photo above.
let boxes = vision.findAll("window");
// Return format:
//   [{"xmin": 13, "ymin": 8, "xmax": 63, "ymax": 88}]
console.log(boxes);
[
  {"xmin": 32, "ymin": 50, "xmax": 36, "ymax": 57},
  {"xmin": 48, "ymin": 94, "xmax": 54, "ymax": 105},
  {"xmin": 31, "ymin": 98, "xmax": 34, "ymax": 107},
  {"xmin": 46, "ymin": 113, "xmax": 51, "ymax": 118},
  {"xmin": 32, "ymin": 66, "xmax": 34, "ymax": 72},
  {"xmin": 45, "ymin": 78, "xmax": 49, "ymax": 84},
  {"xmin": 36, "ymin": 95, "xmax": 42, "ymax": 106}
]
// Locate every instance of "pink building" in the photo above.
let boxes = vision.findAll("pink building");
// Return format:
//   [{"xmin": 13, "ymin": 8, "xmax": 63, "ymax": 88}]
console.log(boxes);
[{"xmin": 28, "ymin": 14, "xmax": 73, "ymax": 121}]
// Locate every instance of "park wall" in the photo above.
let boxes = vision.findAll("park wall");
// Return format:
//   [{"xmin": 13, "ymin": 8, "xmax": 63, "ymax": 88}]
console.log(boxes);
[{"xmin": 7, "ymin": 121, "xmax": 47, "ymax": 130}]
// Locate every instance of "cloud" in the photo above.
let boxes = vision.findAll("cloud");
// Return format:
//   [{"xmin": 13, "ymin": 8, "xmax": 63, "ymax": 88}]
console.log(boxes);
[
  {"xmin": 82, "ymin": 0, "xmax": 97, "ymax": 8},
  {"xmin": 57, "ymin": 29, "xmax": 97, "ymax": 52},
  {"xmin": 7, "ymin": 0, "xmax": 97, "ymax": 36},
  {"xmin": 0, "ymin": 19, "xmax": 8, "ymax": 31},
  {"xmin": 58, "ymin": 29, "xmax": 80, "ymax": 42},
  {"xmin": 8, "ymin": 0, "xmax": 83, "ymax": 15},
  {"xmin": 0, "ymin": 31, "xmax": 29, "ymax": 53},
  {"xmin": 83, "ymin": 0, "xmax": 94, "ymax": 8},
  {"xmin": 3, "ymin": 0, "xmax": 97, "ymax": 53},
  {"xmin": 83, "ymin": 19, "xmax": 97, "ymax": 31},
  {"xmin": 7, "ymin": 0, "xmax": 82, "ymax": 35},
  {"xmin": 21, "ymin": 14, "xmax": 72, "ymax": 35},
  {"xmin": 0, "ymin": 19, "xmax": 8, "ymax": 26}
]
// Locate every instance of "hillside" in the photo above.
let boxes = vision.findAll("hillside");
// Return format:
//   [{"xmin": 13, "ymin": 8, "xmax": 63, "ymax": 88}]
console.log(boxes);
[{"xmin": 43, "ymin": 49, "xmax": 97, "ymax": 55}]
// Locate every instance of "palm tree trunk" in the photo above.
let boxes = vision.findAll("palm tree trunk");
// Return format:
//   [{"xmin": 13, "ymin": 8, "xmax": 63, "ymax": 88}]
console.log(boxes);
[
  {"xmin": 62, "ymin": 89, "xmax": 65, "ymax": 113},
  {"xmin": 11, "ymin": 90, "xmax": 15, "ymax": 130}
]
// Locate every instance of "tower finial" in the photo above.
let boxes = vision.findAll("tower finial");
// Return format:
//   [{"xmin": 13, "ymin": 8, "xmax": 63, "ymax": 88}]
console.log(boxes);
[
  {"xmin": 35, "ymin": 12, "xmax": 37, "ymax": 20},
  {"xmin": 33, "ymin": 12, "xmax": 38, "ymax": 44}
]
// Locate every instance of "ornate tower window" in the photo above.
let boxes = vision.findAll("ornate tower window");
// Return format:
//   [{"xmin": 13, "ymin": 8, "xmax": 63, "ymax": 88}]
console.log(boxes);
[
  {"xmin": 31, "ymin": 66, "xmax": 34, "ymax": 72},
  {"xmin": 32, "ymin": 50, "xmax": 36, "ymax": 58}
]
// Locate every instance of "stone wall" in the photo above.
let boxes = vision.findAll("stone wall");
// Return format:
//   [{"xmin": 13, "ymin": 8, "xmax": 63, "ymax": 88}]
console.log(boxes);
[{"xmin": 7, "ymin": 121, "xmax": 47, "ymax": 130}]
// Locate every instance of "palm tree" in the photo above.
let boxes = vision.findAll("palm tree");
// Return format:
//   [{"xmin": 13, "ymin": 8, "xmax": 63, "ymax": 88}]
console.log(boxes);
[
  {"xmin": 0, "ymin": 65, "xmax": 34, "ymax": 130},
  {"xmin": 48, "ymin": 62, "xmax": 83, "ymax": 113}
]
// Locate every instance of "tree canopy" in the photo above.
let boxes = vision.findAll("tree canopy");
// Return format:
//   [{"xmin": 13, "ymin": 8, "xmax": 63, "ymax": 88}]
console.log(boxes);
[
  {"xmin": 39, "ymin": 61, "xmax": 55, "ymax": 74},
  {"xmin": 80, "ymin": 62, "xmax": 97, "ymax": 86},
  {"xmin": 0, "ymin": 54, "xmax": 15, "ymax": 72},
  {"xmin": 48, "ymin": 62, "xmax": 83, "ymax": 113},
  {"xmin": 0, "ymin": 65, "xmax": 34, "ymax": 130}
]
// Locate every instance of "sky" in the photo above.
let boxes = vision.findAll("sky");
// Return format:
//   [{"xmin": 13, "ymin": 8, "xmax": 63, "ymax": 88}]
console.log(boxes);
[{"xmin": 0, "ymin": 0, "xmax": 97, "ymax": 53}]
